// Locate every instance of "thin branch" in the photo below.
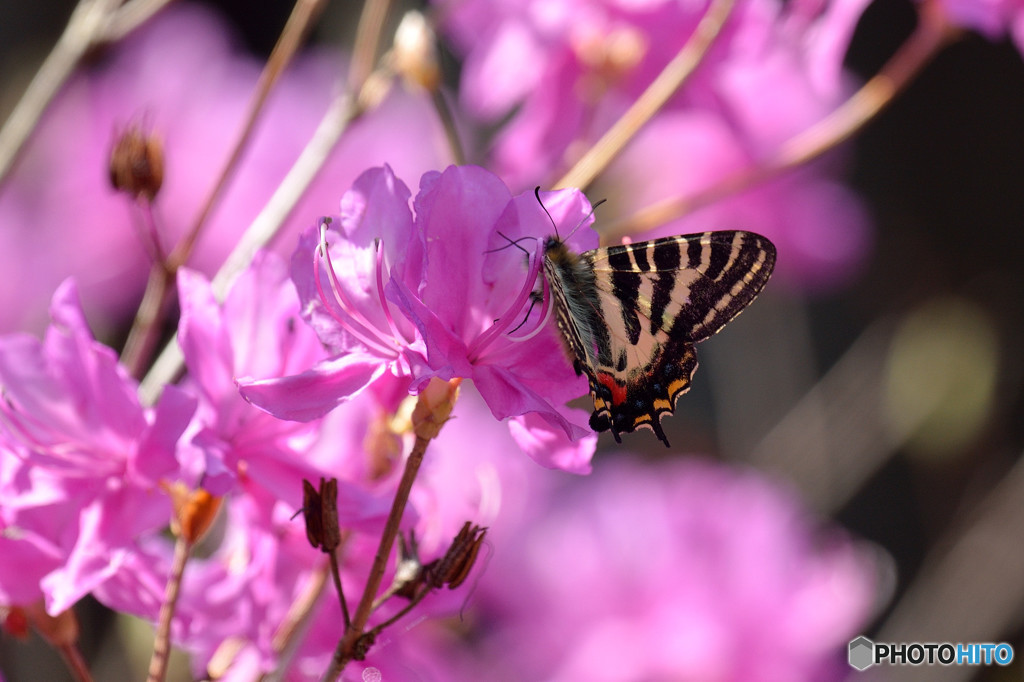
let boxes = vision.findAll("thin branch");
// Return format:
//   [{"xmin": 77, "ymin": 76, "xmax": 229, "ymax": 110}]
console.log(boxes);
[
  {"xmin": 166, "ymin": 0, "xmax": 327, "ymax": 271},
  {"xmin": 146, "ymin": 535, "xmax": 190, "ymax": 682},
  {"xmin": 602, "ymin": 1, "xmax": 959, "ymax": 243},
  {"xmin": 138, "ymin": 74, "xmax": 364, "ymax": 404},
  {"xmin": 101, "ymin": 0, "xmax": 177, "ymax": 42},
  {"xmin": 349, "ymin": 0, "xmax": 395, "ymax": 94},
  {"xmin": 321, "ymin": 435, "xmax": 432, "ymax": 681},
  {"xmin": 553, "ymin": 0, "xmax": 735, "ymax": 192},
  {"xmin": 259, "ymin": 563, "xmax": 330, "ymax": 682}
]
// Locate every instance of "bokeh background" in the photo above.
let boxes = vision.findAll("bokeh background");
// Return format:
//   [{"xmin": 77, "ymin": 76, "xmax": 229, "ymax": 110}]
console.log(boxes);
[{"xmin": 2, "ymin": 1, "xmax": 1023, "ymax": 680}]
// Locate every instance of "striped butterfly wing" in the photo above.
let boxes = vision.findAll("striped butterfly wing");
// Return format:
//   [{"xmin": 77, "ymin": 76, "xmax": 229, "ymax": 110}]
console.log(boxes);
[{"xmin": 546, "ymin": 231, "xmax": 776, "ymax": 446}]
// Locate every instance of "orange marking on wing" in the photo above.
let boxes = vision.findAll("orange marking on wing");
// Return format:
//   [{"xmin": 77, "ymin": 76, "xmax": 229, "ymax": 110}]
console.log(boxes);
[{"xmin": 596, "ymin": 372, "xmax": 628, "ymax": 406}]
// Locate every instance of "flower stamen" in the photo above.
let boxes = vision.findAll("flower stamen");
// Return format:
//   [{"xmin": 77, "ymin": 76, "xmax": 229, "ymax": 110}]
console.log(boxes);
[
  {"xmin": 467, "ymin": 241, "xmax": 546, "ymax": 361},
  {"xmin": 313, "ymin": 221, "xmax": 397, "ymax": 357}
]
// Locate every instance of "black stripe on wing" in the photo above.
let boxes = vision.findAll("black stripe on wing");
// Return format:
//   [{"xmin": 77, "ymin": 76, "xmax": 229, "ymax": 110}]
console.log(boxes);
[{"xmin": 596, "ymin": 231, "xmax": 776, "ymax": 344}]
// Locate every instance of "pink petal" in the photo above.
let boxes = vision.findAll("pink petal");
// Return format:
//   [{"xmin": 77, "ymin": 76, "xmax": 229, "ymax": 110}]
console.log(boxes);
[{"xmin": 238, "ymin": 353, "xmax": 387, "ymax": 421}]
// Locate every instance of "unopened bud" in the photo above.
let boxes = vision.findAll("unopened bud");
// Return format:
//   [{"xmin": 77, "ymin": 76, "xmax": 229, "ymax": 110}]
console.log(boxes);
[
  {"xmin": 109, "ymin": 125, "xmax": 164, "ymax": 200},
  {"xmin": 392, "ymin": 11, "xmax": 441, "ymax": 91},
  {"xmin": 411, "ymin": 377, "xmax": 460, "ymax": 441},
  {"xmin": 166, "ymin": 483, "xmax": 222, "ymax": 544}
]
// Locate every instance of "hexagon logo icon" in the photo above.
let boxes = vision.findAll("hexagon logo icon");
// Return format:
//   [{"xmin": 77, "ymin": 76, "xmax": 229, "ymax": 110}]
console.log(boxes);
[{"xmin": 849, "ymin": 636, "xmax": 875, "ymax": 671}]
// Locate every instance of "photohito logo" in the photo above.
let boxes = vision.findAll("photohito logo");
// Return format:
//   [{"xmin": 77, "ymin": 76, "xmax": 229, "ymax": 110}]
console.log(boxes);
[{"xmin": 848, "ymin": 636, "xmax": 1014, "ymax": 671}]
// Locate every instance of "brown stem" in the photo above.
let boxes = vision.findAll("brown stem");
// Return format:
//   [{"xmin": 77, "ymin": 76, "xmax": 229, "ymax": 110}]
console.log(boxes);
[
  {"xmin": 321, "ymin": 435, "xmax": 431, "ymax": 681},
  {"xmin": 329, "ymin": 550, "xmax": 352, "ymax": 629},
  {"xmin": 166, "ymin": 0, "xmax": 327, "ymax": 272},
  {"xmin": 601, "ymin": 1, "xmax": 960, "ymax": 243},
  {"xmin": 554, "ymin": 0, "xmax": 735, "ymax": 191},
  {"xmin": 121, "ymin": 261, "xmax": 174, "ymax": 379},
  {"xmin": 56, "ymin": 641, "xmax": 94, "ymax": 682},
  {"xmin": 432, "ymin": 89, "xmax": 466, "ymax": 166},
  {"xmin": 349, "ymin": 0, "xmax": 395, "ymax": 95},
  {"xmin": 146, "ymin": 535, "xmax": 190, "ymax": 682}
]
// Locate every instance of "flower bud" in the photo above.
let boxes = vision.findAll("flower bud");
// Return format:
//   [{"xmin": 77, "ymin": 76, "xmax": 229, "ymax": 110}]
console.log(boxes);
[
  {"xmin": 166, "ymin": 483, "xmax": 222, "ymax": 545},
  {"xmin": 109, "ymin": 125, "xmax": 164, "ymax": 200},
  {"xmin": 411, "ymin": 377, "xmax": 461, "ymax": 441},
  {"xmin": 392, "ymin": 11, "xmax": 441, "ymax": 92}
]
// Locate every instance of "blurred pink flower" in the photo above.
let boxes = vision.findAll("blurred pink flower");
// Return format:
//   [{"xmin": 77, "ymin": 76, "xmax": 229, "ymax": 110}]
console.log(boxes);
[
  {"xmin": 407, "ymin": 456, "xmax": 877, "ymax": 682},
  {"xmin": 0, "ymin": 1, "xmax": 452, "ymax": 334},
  {"xmin": 0, "ymin": 280, "xmax": 194, "ymax": 613},
  {"xmin": 240, "ymin": 164, "xmax": 598, "ymax": 472},
  {"xmin": 438, "ymin": 0, "xmax": 874, "ymax": 291},
  {"xmin": 933, "ymin": 0, "xmax": 1024, "ymax": 49}
]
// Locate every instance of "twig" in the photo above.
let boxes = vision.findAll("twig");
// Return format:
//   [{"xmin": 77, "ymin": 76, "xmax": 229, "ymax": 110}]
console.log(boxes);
[
  {"xmin": 602, "ymin": 0, "xmax": 960, "ymax": 243},
  {"xmin": 320, "ymin": 435, "xmax": 431, "ymax": 681},
  {"xmin": 146, "ymin": 535, "xmax": 190, "ymax": 682},
  {"xmin": 259, "ymin": 563, "xmax": 330, "ymax": 682},
  {"xmin": 349, "ymin": 0, "xmax": 395, "ymax": 94},
  {"xmin": 55, "ymin": 642, "xmax": 94, "ymax": 682},
  {"xmin": 167, "ymin": 0, "xmax": 327, "ymax": 271},
  {"xmin": 553, "ymin": 0, "xmax": 735, "ymax": 191}
]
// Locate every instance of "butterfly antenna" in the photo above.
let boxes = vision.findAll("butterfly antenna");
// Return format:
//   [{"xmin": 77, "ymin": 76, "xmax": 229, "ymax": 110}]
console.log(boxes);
[
  {"xmin": 564, "ymin": 196, "xmax": 607, "ymax": 242},
  {"xmin": 535, "ymin": 186, "xmax": 560, "ymax": 239},
  {"xmin": 535, "ymin": 186, "xmax": 607, "ymax": 242},
  {"xmin": 485, "ymin": 230, "xmax": 536, "ymax": 256}
]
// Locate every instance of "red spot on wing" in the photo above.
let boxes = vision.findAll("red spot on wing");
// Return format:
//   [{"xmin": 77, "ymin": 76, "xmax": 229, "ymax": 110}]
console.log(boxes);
[{"xmin": 596, "ymin": 372, "xmax": 628, "ymax": 406}]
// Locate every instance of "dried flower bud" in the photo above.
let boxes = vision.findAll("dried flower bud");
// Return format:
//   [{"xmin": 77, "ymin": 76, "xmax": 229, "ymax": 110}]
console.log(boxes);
[
  {"xmin": 302, "ymin": 477, "xmax": 341, "ymax": 553},
  {"xmin": 425, "ymin": 521, "xmax": 487, "ymax": 590},
  {"xmin": 392, "ymin": 11, "xmax": 441, "ymax": 92},
  {"xmin": 411, "ymin": 377, "xmax": 461, "ymax": 441},
  {"xmin": 109, "ymin": 125, "xmax": 164, "ymax": 200}
]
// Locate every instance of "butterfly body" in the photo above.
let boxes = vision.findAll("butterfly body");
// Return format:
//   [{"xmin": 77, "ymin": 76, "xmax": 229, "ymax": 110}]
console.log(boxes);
[{"xmin": 542, "ymin": 230, "xmax": 776, "ymax": 446}]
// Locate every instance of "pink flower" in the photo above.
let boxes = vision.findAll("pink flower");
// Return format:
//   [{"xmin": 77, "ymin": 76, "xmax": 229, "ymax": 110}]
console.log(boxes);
[
  {"xmin": 933, "ymin": 0, "xmax": 1024, "ymax": 49},
  {"xmin": 404, "ymin": 457, "xmax": 878, "ymax": 682},
  {"xmin": 240, "ymin": 164, "xmax": 597, "ymax": 472},
  {"xmin": 0, "ymin": 280, "xmax": 194, "ymax": 613}
]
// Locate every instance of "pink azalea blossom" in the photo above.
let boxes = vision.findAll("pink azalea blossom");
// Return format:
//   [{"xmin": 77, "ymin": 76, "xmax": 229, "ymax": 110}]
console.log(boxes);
[
  {"xmin": 0, "ymin": 280, "xmax": 194, "ymax": 613},
  {"xmin": 240, "ymin": 164, "xmax": 598, "ymax": 473}
]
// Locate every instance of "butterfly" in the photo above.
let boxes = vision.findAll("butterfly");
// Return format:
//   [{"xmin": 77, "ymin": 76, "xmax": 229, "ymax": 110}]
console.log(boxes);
[{"xmin": 542, "ymin": 228, "xmax": 776, "ymax": 446}]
